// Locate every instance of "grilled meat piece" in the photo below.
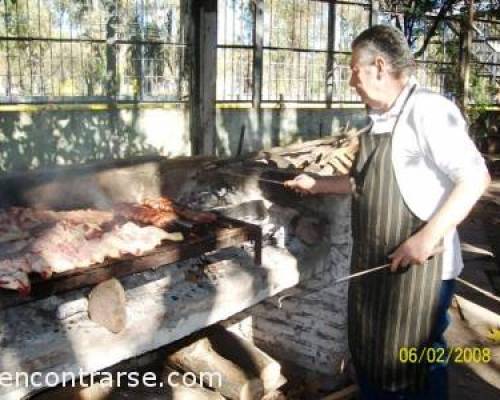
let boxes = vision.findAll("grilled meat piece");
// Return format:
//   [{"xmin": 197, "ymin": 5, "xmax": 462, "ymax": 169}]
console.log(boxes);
[
  {"xmin": 143, "ymin": 197, "xmax": 175, "ymax": 212},
  {"xmin": 173, "ymin": 206, "xmax": 217, "ymax": 224},
  {"xmin": 0, "ymin": 203, "xmax": 185, "ymax": 294},
  {"xmin": 144, "ymin": 196, "xmax": 217, "ymax": 224},
  {"xmin": 0, "ymin": 268, "xmax": 30, "ymax": 296},
  {"xmin": 113, "ymin": 203, "xmax": 178, "ymax": 228}
]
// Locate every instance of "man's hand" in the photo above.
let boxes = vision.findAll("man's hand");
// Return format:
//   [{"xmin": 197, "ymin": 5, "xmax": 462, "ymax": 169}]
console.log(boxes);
[
  {"xmin": 283, "ymin": 174, "xmax": 318, "ymax": 195},
  {"xmin": 388, "ymin": 230, "xmax": 440, "ymax": 272}
]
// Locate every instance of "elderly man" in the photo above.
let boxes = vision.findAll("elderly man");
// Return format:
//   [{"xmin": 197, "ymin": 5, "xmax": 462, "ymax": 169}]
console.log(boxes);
[{"xmin": 285, "ymin": 25, "xmax": 490, "ymax": 399}]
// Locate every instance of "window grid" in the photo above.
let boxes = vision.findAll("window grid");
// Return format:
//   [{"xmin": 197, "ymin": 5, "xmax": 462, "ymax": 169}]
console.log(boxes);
[{"xmin": 0, "ymin": 0, "xmax": 190, "ymax": 103}]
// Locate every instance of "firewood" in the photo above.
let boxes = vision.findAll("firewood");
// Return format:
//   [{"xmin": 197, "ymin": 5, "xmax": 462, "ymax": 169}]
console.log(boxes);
[
  {"xmin": 290, "ymin": 154, "xmax": 313, "ymax": 169},
  {"xmin": 274, "ymin": 137, "xmax": 341, "ymax": 154},
  {"xmin": 166, "ymin": 337, "xmax": 264, "ymax": 400},
  {"xmin": 166, "ymin": 326, "xmax": 286, "ymax": 399},
  {"xmin": 260, "ymin": 153, "xmax": 294, "ymax": 169},
  {"xmin": 88, "ymin": 278, "xmax": 127, "ymax": 333},
  {"xmin": 321, "ymin": 384, "xmax": 358, "ymax": 400},
  {"xmin": 167, "ymin": 338, "xmax": 264, "ymax": 400},
  {"xmin": 162, "ymin": 366, "xmax": 225, "ymax": 400},
  {"xmin": 204, "ymin": 326, "xmax": 286, "ymax": 393},
  {"xmin": 303, "ymin": 164, "xmax": 322, "ymax": 174},
  {"xmin": 30, "ymin": 381, "xmax": 112, "ymax": 400},
  {"xmin": 261, "ymin": 390, "xmax": 287, "ymax": 400},
  {"xmin": 319, "ymin": 164, "xmax": 335, "ymax": 176},
  {"xmin": 329, "ymin": 158, "xmax": 350, "ymax": 175}
]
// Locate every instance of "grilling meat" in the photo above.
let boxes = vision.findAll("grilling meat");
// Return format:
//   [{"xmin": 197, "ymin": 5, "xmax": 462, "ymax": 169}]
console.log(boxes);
[
  {"xmin": 0, "ymin": 220, "xmax": 177, "ymax": 292},
  {"xmin": 0, "ymin": 207, "xmax": 113, "ymax": 243},
  {"xmin": 0, "ymin": 267, "xmax": 31, "ymax": 296},
  {"xmin": 114, "ymin": 197, "xmax": 217, "ymax": 227},
  {"xmin": 144, "ymin": 197, "xmax": 217, "ymax": 224},
  {"xmin": 143, "ymin": 197, "xmax": 175, "ymax": 212},
  {"xmin": 113, "ymin": 203, "xmax": 178, "ymax": 229},
  {"xmin": 0, "ymin": 196, "xmax": 218, "ymax": 295}
]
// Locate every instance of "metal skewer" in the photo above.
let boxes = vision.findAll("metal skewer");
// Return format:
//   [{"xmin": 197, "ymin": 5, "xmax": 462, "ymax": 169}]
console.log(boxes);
[
  {"xmin": 335, "ymin": 246, "xmax": 445, "ymax": 284},
  {"xmin": 334, "ymin": 263, "xmax": 391, "ymax": 283},
  {"xmin": 216, "ymin": 170, "xmax": 286, "ymax": 185}
]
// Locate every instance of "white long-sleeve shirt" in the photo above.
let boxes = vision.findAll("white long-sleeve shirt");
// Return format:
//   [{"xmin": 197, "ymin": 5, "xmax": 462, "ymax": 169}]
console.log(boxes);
[{"xmin": 368, "ymin": 80, "xmax": 488, "ymax": 279}]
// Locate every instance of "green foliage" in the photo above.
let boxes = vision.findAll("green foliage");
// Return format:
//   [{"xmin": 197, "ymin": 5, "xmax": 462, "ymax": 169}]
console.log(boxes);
[{"xmin": 0, "ymin": 0, "xmax": 187, "ymax": 100}]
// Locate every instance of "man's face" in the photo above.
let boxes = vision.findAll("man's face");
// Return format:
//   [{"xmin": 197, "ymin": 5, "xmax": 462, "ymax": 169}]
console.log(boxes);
[{"xmin": 349, "ymin": 48, "xmax": 383, "ymax": 109}]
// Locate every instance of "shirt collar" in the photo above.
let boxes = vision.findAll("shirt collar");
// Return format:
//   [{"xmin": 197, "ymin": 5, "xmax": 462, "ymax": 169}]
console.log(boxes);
[{"xmin": 368, "ymin": 77, "xmax": 418, "ymax": 135}]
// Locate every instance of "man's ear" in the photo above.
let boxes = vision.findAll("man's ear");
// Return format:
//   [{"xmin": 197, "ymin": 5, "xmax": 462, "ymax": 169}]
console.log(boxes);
[{"xmin": 374, "ymin": 56, "xmax": 387, "ymax": 79}]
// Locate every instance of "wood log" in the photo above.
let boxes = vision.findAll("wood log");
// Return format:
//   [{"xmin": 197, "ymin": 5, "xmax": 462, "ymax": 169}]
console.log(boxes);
[
  {"xmin": 290, "ymin": 153, "xmax": 312, "ymax": 169},
  {"xmin": 329, "ymin": 158, "xmax": 350, "ymax": 175},
  {"xmin": 161, "ymin": 366, "xmax": 225, "ymax": 400},
  {"xmin": 318, "ymin": 164, "xmax": 335, "ymax": 176},
  {"xmin": 109, "ymin": 376, "xmax": 225, "ymax": 400},
  {"xmin": 168, "ymin": 326, "xmax": 286, "ymax": 396},
  {"xmin": 206, "ymin": 326, "xmax": 286, "ymax": 393},
  {"xmin": 166, "ymin": 336, "xmax": 264, "ymax": 400},
  {"xmin": 321, "ymin": 384, "xmax": 358, "ymax": 400},
  {"xmin": 303, "ymin": 164, "xmax": 322, "ymax": 174},
  {"xmin": 261, "ymin": 390, "xmax": 287, "ymax": 400},
  {"xmin": 88, "ymin": 278, "xmax": 127, "ymax": 333},
  {"xmin": 269, "ymin": 136, "xmax": 341, "ymax": 155},
  {"xmin": 260, "ymin": 153, "xmax": 294, "ymax": 169},
  {"xmin": 33, "ymin": 367, "xmax": 226, "ymax": 400},
  {"xmin": 30, "ymin": 381, "xmax": 112, "ymax": 400}
]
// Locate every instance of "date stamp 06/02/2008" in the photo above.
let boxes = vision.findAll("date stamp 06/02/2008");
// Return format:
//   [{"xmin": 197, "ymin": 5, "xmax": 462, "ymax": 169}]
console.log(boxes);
[{"xmin": 399, "ymin": 346, "xmax": 493, "ymax": 364}]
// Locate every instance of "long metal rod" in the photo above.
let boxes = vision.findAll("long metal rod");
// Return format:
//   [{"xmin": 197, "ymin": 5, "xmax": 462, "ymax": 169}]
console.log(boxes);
[
  {"xmin": 216, "ymin": 170, "xmax": 285, "ymax": 185},
  {"xmin": 456, "ymin": 277, "xmax": 500, "ymax": 304},
  {"xmin": 336, "ymin": 246, "xmax": 445, "ymax": 283},
  {"xmin": 334, "ymin": 263, "xmax": 391, "ymax": 283}
]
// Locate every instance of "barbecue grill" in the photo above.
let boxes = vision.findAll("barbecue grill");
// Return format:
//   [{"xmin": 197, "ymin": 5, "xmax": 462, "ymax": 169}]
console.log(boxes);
[
  {"xmin": 0, "ymin": 157, "xmax": 262, "ymax": 307},
  {"xmin": 27, "ymin": 214, "xmax": 262, "ymax": 300}
]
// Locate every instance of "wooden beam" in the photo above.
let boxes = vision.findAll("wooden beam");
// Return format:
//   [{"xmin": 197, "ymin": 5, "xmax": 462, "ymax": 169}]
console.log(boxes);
[
  {"xmin": 199, "ymin": 0, "xmax": 218, "ymax": 155},
  {"xmin": 190, "ymin": 0, "xmax": 202, "ymax": 155},
  {"xmin": 460, "ymin": 0, "xmax": 475, "ymax": 112},
  {"xmin": 326, "ymin": 1, "xmax": 336, "ymax": 107},
  {"xmin": 253, "ymin": 0, "xmax": 264, "ymax": 109},
  {"xmin": 370, "ymin": 0, "xmax": 380, "ymax": 26}
]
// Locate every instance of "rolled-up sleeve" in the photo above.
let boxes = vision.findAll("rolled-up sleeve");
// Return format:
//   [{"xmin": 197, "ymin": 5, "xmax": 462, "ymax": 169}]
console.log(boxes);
[{"xmin": 417, "ymin": 95, "xmax": 488, "ymax": 183}]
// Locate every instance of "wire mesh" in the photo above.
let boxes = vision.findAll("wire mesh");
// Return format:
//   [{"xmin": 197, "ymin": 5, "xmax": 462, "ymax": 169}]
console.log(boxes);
[{"xmin": 0, "ymin": 0, "xmax": 189, "ymax": 103}]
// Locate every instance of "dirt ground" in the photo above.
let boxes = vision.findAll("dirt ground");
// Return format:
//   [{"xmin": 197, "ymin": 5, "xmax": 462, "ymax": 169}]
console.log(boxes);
[{"xmin": 446, "ymin": 161, "xmax": 500, "ymax": 400}]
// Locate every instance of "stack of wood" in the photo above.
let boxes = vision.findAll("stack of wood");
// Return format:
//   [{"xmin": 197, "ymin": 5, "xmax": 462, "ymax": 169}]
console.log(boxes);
[
  {"xmin": 254, "ymin": 126, "xmax": 364, "ymax": 176},
  {"xmin": 163, "ymin": 325, "xmax": 287, "ymax": 400},
  {"xmin": 32, "ymin": 325, "xmax": 287, "ymax": 400}
]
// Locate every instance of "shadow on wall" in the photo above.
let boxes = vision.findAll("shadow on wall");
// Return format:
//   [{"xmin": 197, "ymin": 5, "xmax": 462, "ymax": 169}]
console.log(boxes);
[
  {"xmin": 215, "ymin": 107, "xmax": 368, "ymax": 157},
  {"xmin": 0, "ymin": 106, "xmax": 190, "ymax": 173}
]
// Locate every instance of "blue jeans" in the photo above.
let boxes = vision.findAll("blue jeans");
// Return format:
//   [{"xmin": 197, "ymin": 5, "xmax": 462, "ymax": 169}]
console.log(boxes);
[{"xmin": 357, "ymin": 279, "xmax": 456, "ymax": 400}]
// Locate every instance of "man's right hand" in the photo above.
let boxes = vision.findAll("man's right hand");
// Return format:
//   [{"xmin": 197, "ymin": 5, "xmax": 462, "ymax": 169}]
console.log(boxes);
[{"xmin": 284, "ymin": 174, "xmax": 318, "ymax": 195}]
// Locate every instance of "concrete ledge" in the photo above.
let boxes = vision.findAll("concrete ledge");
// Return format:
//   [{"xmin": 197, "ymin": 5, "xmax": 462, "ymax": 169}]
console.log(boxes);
[{"xmin": 0, "ymin": 243, "xmax": 330, "ymax": 400}]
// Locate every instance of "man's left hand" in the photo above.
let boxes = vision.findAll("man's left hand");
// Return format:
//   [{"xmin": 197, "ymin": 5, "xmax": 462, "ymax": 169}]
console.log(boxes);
[{"xmin": 388, "ymin": 231, "xmax": 440, "ymax": 272}]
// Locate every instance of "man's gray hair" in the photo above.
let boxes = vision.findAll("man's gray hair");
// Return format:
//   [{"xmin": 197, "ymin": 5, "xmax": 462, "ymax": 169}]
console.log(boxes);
[{"xmin": 352, "ymin": 25, "xmax": 415, "ymax": 77}]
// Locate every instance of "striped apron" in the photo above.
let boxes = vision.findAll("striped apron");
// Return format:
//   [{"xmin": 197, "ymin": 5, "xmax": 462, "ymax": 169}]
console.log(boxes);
[{"xmin": 348, "ymin": 94, "xmax": 443, "ymax": 392}]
